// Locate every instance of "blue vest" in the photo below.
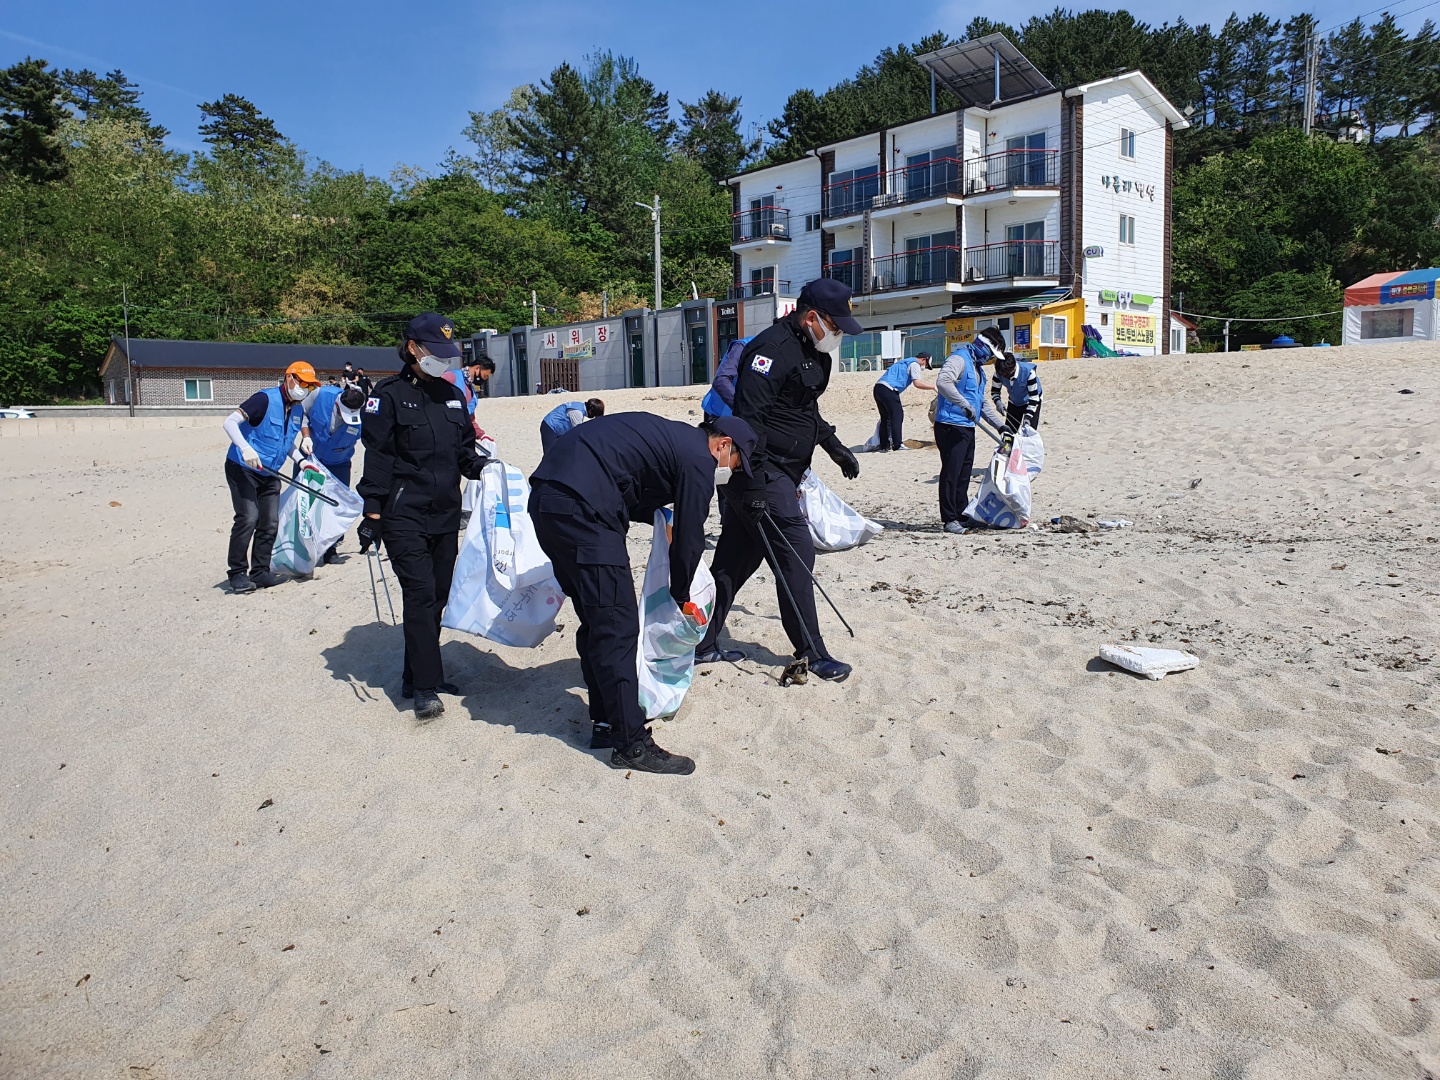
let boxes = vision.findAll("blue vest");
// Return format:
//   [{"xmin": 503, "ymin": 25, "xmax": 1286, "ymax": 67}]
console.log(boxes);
[
  {"xmin": 543, "ymin": 401, "xmax": 582, "ymax": 435},
  {"xmin": 308, "ymin": 385, "xmax": 362, "ymax": 466},
  {"xmin": 701, "ymin": 388, "xmax": 730, "ymax": 417},
  {"xmin": 934, "ymin": 343, "xmax": 989, "ymax": 428},
  {"xmin": 878, "ymin": 359, "xmax": 917, "ymax": 393},
  {"xmin": 226, "ymin": 386, "xmax": 304, "ymax": 473},
  {"xmin": 994, "ymin": 361, "xmax": 1039, "ymax": 406}
]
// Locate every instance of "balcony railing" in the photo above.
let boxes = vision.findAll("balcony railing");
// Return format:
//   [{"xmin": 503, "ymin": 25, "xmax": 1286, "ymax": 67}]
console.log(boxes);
[
  {"xmin": 870, "ymin": 246, "xmax": 962, "ymax": 292},
  {"xmin": 879, "ymin": 157, "xmax": 963, "ymax": 207},
  {"xmin": 822, "ymin": 259, "xmax": 864, "ymax": 292},
  {"xmin": 732, "ymin": 206, "xmax": 791, "ymax": 244},
  {"xmin": 823, "ymin": 175, "xmax": 880, "ymax": 219},
  {"xmin": 729, "ymin": 278, "xmax": 791, "ymax": 300},
  {"xmin": 962, "ymin": 149, "xmax": 1060, "ymax": 195},
  {"xmin": 962, "ymin": 240, "xmax": 1059, "ymax": 282}
]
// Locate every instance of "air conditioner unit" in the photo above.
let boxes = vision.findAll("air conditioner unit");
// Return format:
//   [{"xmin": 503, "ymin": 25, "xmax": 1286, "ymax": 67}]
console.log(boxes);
[
  {"xmin": 769, "ymin": 223, "xmax": 789, "ymax": 237},
  {"xmin": 965, "ymin": 266, "xmax": 984, "ymax": 283},
  {"xmin": 872, "ymin": 193, "xmax": 901, "ymax": 209},
  {"xmin": 873, "ymin": 270, "xmax": 896, "ymax": 289},
  {"xmin": 967, "ymin": 176, "xmax": 987, "ymax": 194}
]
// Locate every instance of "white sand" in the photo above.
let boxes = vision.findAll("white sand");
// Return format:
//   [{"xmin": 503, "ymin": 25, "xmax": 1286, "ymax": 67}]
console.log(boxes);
[{"xmin": 2, "ymin": 345, "xmax": 1437, "ymax": 1079}]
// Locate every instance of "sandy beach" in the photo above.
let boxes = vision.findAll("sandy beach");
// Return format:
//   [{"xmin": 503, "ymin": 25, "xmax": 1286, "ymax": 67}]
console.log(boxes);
[{"xmin": 2, "ymin": 344, "xmax": 1437, "ymax": 1079}]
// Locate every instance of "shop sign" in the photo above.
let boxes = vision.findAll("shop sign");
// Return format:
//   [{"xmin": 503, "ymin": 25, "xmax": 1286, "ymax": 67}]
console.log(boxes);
[
  {"xmin": 1101, "ymin": 175, "xmax": 1156, "ymax": 202},
  {"xmin": 1114, "ymin": 312, "xmax": 1155, "ymax": 347},
  {"xmin": 1014, "ymin": 324, "xmax": 1032, "ymax": 347},
  {"xmin": 1083, "ymin": 245, "xmax": 1104, "ymax": 258},
  {"xmin": 1100, "ymin": 289, "xmax": 1154, "ymax": 308},
  {"xmin": 596, "ymin": 324, "xmax": 610, "ymax": 344},
  {"xmin": 1381, "ymin": 280, "xmax": 1434, "ymax": 303},
  {"xmin": 717, "ymin": 302, "xmax": 739, "ymax": 318}
]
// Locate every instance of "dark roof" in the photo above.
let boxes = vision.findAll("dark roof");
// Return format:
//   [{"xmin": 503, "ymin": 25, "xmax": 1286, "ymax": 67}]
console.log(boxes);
[
  {"xmin": 951, "ymin": 288, "xmax": 1072, "ymax": 317},
  {"xmin": 916, "ymin": 35, "xmax": 1055, "ymax": 108},
  {"xmin": 101, "ymin": 337, "xmax": 400, "ymax": 377}
]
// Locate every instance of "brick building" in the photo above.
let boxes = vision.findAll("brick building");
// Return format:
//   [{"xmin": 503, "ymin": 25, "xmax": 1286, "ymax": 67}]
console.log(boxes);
[{"xmin": 99, "ymin": 338, "xmax": 401, "ymax": 407}]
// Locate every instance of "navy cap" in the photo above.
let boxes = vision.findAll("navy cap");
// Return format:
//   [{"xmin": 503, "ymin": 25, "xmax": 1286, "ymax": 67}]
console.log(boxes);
[
  {"xmin": 798, "ymin": 278, "xmax": 863, "ymax": 335},
  {"xmin": 708, "ymin": 415, "xmax": 758, "ymax": 476},
  {"xmin": 404, "ymin": 312, "xmax": 462, "ymax": 359}
]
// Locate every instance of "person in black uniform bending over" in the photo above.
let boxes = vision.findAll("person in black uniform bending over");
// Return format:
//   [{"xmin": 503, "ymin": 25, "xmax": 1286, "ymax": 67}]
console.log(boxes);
[
  {"xmin": 357, "ymin": 313, "xmax": 491, "ymax": 722},
  {"xmin": 530, "ymin": 412, "xmax": 757, "ymax": 775},
  {"xmin": 695, "ymin": 278, "xmax": 861, "ymax": 683}
]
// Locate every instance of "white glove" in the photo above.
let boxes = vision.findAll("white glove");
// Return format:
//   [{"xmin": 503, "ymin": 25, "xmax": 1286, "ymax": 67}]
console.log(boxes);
[
  {"xmin": 242, "ymin": 447, "xmax": 262, "ymax": 471},
  {"xmin": 300, "ymin": 436, "xmax": 314, "ymax": 458}
]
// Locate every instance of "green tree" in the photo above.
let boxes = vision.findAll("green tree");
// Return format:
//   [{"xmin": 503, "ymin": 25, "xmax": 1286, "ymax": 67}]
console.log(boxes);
[
  {"xmin": 197, "ymin": 93, "xmax": 291, "ymax": 175},
  {"xmin": 0, "ymin": 57, "xmax": 70, "ymax": 182},
  {"xmin": 61, "ymin": 68, "xmax": 167, "ymax": 141},
  {"xmin": 678, "ymin": 90, "xmax": 759, "ymax": 182}
]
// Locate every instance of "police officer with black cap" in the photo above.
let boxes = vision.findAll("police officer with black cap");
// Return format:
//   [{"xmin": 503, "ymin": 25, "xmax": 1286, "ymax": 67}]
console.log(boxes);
[
  {"xmin": 357, "ymin": 313, "xmax": 491, "ymax": 721},
  {"xmin": 695, "ymin": 278, "xmax": 861, "ymax": 682},
  {"xmin": 530, "ymin": 412, "xmax": 757, "ymax": 775}
]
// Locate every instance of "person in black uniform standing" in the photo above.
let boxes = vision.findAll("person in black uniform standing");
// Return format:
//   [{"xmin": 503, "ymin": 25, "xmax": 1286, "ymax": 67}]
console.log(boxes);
[
  {"xmin": 694, "ymin": 278, "xmax": 861, "ymax": 682},
  {"xmin": 357, "ymin": 313, "xmax": 491, "ymax": 721},
  {"xmin": 530, "ymin": 412, "xmax": 757, "ymax": 775}
]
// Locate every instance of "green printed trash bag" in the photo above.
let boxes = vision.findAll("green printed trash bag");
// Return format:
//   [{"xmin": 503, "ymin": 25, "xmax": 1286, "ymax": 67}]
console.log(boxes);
[
  {"xmin": 637, "ymin": 509, "xmax": 717, "ymax": 720},
  {"xmin": 270, "ymin": 462, "xmax": 363, "ymax": 576}
]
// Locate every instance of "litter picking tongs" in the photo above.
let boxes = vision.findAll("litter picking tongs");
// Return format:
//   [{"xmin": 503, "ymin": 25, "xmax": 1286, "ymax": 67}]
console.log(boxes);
[
  {"xmin": 261, "ymin": 464, "xmax": 341, "ymax": 507},
  {"xmin": 366, "ymin": 544, "xmax": 397, "ymax": 625}
]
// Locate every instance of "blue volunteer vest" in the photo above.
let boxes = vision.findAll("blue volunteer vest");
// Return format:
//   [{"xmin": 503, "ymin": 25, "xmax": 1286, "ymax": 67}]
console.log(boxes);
[
  {"xmin": 934, "ymin": 343, "xmax": 989, "ymax": 428},
  {"xmin": 878, "ymin": 359, "xmax": 918, "ymax": 393},
  {"xmin": 226, "ymin": 386, "xmax": 304, "ymax": 473},
  {"xmin": 994, "ymin": 361, "xmax": 1040, "ymax": 406},
  {"xmin": 543, "ymin": 401, "xmax": 581, "ymax": 435},
  {"xmin": 701, "ymin": 388, "xmax": 731, "ymax": 417},
  {"xmin": 308, "ymin": 385, "xmax": 362, "ymax": 466}
]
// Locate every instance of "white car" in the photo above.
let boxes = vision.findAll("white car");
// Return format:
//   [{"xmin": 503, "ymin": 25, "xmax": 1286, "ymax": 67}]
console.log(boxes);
[{"xmin": 0, "ymin": 406, "xmax": 36, "ymax": 419}]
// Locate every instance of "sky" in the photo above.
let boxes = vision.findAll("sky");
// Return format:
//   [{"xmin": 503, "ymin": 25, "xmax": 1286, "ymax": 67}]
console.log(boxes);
[{"xmin": 2, "ymin": 0, "xmax": 1433, "ymax": 175}]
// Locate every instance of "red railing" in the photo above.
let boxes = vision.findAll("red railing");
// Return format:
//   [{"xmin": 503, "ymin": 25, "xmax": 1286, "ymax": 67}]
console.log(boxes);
[
  {"xmin": 731, "ymin": 206, "xmax": 791, "ymax": 244},
  {"xmin": 962, "ymin": 240, "xmax": 1059, "ymax": 281},
  {"xmin": 879, "ymin": 157, "xmax": 963, "ymax": 206},
  {"xmin": 870, "ymin": 246, "xmax": 962, "ymax": 291},
  {"xmin": 729, "ymin": 278, "xmax": 791, "ymax": 299},
  {"xmin": 962, "ymin": 149, "xmax": 1060, "ymax": 194}
]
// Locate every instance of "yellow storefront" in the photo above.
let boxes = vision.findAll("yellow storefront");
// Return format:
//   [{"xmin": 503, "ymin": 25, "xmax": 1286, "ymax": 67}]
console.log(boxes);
[{"xmin": 944, "ymin": 296, "xmax": 1086, "ymax": 362}]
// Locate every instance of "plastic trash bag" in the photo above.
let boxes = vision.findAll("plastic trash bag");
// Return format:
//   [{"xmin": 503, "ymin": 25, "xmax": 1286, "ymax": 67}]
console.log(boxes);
[
  {"xmin": 443, "ymin": 461, "xmax": 564, "ymax": 648},
  {"xmin": 798, "ymin": 470, "xmax": 883, "ymax": 552},
  {"xmin": 638, "ymin": 509, "xmax": 717, "ymax": 720},
  {"xmin": 964, "ymin": 425, "xmax": 1044, "ymax": 529},
  {"xmin": 461, "ymin": 436, "xmax": 500, "ymax": 516},
  {"xmin": 862, "ymin": 422, "xmax": 881, "ymax": 452},
  {"xmin": 271, "ymin": 461, "xmax": 363, "ymax": 576}
]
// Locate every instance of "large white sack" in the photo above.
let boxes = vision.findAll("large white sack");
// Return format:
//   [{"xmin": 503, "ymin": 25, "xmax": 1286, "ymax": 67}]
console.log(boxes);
[
  {"xmin": 798, "ymin": 469, "xmax": 883, "ymax": 552},
  {"xmin": 461, "ymin": 436, "xmax": 501, "ymax": 515},
  {"xmin": 271, "ymin": 462, "xmax": 363, "ymax": 575},
  {"xmin": 862, "ymin": 422, "xmax": 881, "ymax": 452},
  {"xmin": 443, "ymin": 461, "xmax": 563, "ymax": 648},
  {"xmin": 638, "ymin": 510, "xmax": 717, "ymax": 720},
  {"xmin": 963, "ymin": 426, "xmax": 1044, "ymax": 530}
]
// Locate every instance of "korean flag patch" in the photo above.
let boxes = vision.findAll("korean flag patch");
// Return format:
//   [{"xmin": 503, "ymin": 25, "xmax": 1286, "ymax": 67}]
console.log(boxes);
[
  {"xmin": 364, "ymin": 396, "xmax": 381, "ymax": 415},
  {"xmin": 750, "ymin": 355, "xmax": 774, "ymax": 376}
]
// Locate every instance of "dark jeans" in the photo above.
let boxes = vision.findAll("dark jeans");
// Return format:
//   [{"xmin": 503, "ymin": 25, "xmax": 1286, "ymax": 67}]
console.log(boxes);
[
  {"xmin": 382, "ymin": 525, "xmax": 459, "ymax": 692},
  {"xmin": 1005, "ymin": 401, "xmax": 1042, "ymax": 432},
  {"xmin": 700, "ymin": 472, "xmax": 827, "ymax": 662},
  {"xmin": 529, "ymin": 481, "xmax": 647, "ymax": 753},
  {"xmin": 225, "ymin": 459, "xmax": 281, "ymax": 577},
  {"xmin": 873, "ymin": 383, "xmax": 906, "ymax": 450},
  {"xmin": 539, "ymin": 424, "xmax": 560, "ymax": 455},
  {"xmin": 935, "ymin": 422, "xmax": 977, "ymax": 525}
]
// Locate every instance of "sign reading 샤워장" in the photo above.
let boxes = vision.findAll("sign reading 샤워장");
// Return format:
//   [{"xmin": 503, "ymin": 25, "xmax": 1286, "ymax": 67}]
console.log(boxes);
[{"xmin": 1114, "ymin": 313, "xmax": 1156, "ymax": 347}]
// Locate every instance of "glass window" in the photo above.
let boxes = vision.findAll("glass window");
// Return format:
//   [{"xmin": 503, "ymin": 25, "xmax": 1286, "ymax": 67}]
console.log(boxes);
[
  {"xmin": 1361, "ymin": 308, "xmax": 1413, "ymax": 338},
  {"xmin": 1120, "ymin": 128, "xmax": 1136, "ymax": 159},
  {"xmin": 1119, "ymin": 215, "xmax": 1136, "ymax": 245},
  {"xmin": 1040, "ymin": 315, "xmax": 1067, "ymax": 345},
  {"xmin": 184, "ymin": 378, "xmax": 212, "ymax": 402}
]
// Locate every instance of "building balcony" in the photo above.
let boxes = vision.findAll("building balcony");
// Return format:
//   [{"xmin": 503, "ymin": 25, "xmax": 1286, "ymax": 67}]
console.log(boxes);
[
  {"xmin": 870, "ymin": 246, "xmax": 963, "ymax": 293},
  {"xmin": 962, "ymin": 149, "xmax": 1060, "ymax": 204},
  {"xmin": 731, "ymin": 206, "xmax": 792, "ymax": 249},
  {"xmin": 961, "ymin": 240, "xmax": 1059, "ymax": 286},
  {"xmin": 729, "ymin": 278, "xmax": 792, "ymax": 300},
  {"xmin": 870, "ymin": 158, "xmax": 964, "ymax": 220},
  {"xmin": 821, "ymin": 259, "xmax": 864, "ymax": 293},
  {"xmin": 822, "ymin": 177, "xmax": 879, "ymax": 223}
]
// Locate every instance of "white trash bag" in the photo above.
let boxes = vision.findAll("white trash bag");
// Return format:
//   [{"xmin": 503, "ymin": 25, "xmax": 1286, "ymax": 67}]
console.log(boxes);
[
  {"xmin": 798, "ymin": 469, "xmax": 883, "ymax": 552},
  {"xmin": 443, "ymin": 462, "xmax": 564, "ymax": 648},
  {"xmin": 271, "ymin": 461, "xmax": 364, "ymax": 576},
  {"xmin": 461, "ymin": 436, "xmax": 500, "ymax": 514},
  {"xmin": 638, "ymin": 509, "xmax": 717, "ymax": 720},
  {"xmin": 862, "ymin": 422, "xmax": 881, "ymax": 452},
  {"xmin": 964, "ymin": 425, "xmax": 1044, "ymax": 530}
]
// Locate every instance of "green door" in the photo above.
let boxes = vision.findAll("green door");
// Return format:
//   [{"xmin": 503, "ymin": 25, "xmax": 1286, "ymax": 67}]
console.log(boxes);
[{"xmin": 688, "ymin": 323, "xmax": 709, "ymax": 384}]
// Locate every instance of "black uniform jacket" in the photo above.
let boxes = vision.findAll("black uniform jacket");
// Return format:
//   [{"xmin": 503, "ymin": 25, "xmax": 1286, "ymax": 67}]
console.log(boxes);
[
  {"xmin": 731, "ymin": 313, "xmax": 838, "ymax": 489},
  {"xmin": 358, "ymin": 369, "xmax": 489, "ymax": 530},
  {"xmin": 529, "ymin": 412, "xmax": 716, "ymax": 605}
]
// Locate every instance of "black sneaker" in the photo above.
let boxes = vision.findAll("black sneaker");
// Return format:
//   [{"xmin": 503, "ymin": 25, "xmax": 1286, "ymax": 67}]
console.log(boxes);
[
  {"xmin": 809, "ymin": 657, "xmax": 852, "ymax": 683},
  {"xmin": 402, "ymin": 679, "xmax": 460, "ymax": 698},
  {"xmin": 589, "ymin": 723, "xmax": 612, "ymax": 750},
  {"xmin": 413, "ymin": 690, "xmax": 444, "ymax": 721},
  {"xmin": 695, "ymin": 647, "xmax": 746, "ymax": 664},
  {"xmin": 250, "ymin": 569, "xmax": 285, "ymax": 589},
  {"xmin": 609, "ymin": 737, "xmax": 695, "ymax": 775},
  {"xmin": 229, "ymin": 572, "xmax": 257, "ymax": 595}
]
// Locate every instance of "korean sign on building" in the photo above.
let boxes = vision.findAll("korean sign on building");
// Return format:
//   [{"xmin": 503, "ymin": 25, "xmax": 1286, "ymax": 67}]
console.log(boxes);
[{"xmin": 1114, "ymin": 312, "xmax": 1156, "ymax": 347}]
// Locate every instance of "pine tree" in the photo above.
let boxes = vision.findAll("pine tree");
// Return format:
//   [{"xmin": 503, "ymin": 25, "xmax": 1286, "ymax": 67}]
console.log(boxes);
[
  {"xmin": 0, "ymin": 57, "xmax": 70, "ymax": 182},
  {"xmin": 679, "ymin": 90, "xmax": 760, "ymax": 182},
  {"xmin": 198, "ymin": 93, "xmax": 288, "ymax": 174},
  {"xmin": 61, "ymin": 68, "xmax": 168, "ymax": 141}
]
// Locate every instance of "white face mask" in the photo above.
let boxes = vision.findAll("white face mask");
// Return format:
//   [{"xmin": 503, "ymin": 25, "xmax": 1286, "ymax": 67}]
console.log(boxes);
[
  {"xmin": 713, "ymin": 466, "xmax": 733, "ymax": 486},
  {"xmin": 287, "ymin": 382, "xmax": 309, "ymax": 402},
  {"xmin": 807, "ymin": 315, "xmax": 843, "ymax": 355},
  {"xmin": 416, "ymin": 354, "xmax": 453, "ymax": 379}
]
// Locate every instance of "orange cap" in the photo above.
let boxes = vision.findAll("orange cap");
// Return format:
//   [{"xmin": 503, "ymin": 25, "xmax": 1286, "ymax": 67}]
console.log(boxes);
[{"xmin": 286, "ymin": 361, "xmax": 320, "ymax": 387}]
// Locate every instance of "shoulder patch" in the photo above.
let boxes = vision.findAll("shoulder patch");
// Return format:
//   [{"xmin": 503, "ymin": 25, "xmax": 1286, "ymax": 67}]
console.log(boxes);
[
  {"xmin": 750, "ymin": 355, "xmax": 774, "ymax": 376},
  {"xmin": 445, "ymin": 399, "xmax": 462, "ymax": 409},
  {"xmin": 364, "ymin": 397, "xmax": 381, "ymax": 414}
]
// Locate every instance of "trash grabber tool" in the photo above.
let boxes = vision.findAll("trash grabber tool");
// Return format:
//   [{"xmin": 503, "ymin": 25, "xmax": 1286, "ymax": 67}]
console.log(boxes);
[
  {"xmin": 262, "ymin": 465, "xmax": 340, "ymax": 507},
  {"xmin": 374, "ymin": 552, "xmax": 397, "ymax": 624},
  {"xmin": 761, "ymin": 512, "xmax": 855, "ymax": 639},
  {"xmin": 753, "ymin": 513, "xmax": 823, "ymax": 671},
  {"xmin": 365, "ymin": 548, "xmax": 385, "ymax": 625}
]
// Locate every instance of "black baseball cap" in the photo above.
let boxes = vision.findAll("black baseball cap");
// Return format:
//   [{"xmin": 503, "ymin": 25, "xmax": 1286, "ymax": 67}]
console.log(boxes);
[
  {"xmin": 708, "ymin": 416, "xmax": 758, "ymax": 476},
  {"xmin": 798, "ymin": 278, "xmax": 863, "ymax": 335},
  {"xmin": 403, "ymin": 312, "xmax": 462, "ymax": 359}
]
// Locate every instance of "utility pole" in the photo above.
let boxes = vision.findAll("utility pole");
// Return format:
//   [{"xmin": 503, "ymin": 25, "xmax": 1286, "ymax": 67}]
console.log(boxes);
[
  {"xmin": 636, "ymin": 195, "xmax": 661, "ymax": 313},
  {"xmin": 122, "ymin": 283, "xmax": 134, "ymax": 417},
  {"xmin": 1303, "ymin": 30, "xmax": 1320, "ymax": 135},
  {"xmin": 1224, "ymin": 319, "xmax": 1232, "ymax": 353},
  {"xmin": 602, "ymin": 290, "xmax": 608, "ymax": 319},
  {"xmin": 531, "ymin": 289, "xmax": 538, "ymax": 329}
]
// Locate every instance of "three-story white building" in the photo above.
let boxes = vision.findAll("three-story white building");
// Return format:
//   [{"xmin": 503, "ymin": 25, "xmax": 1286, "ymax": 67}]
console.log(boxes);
[{"xmin": 726, "ymin": 35, "xmax": 1190, "ymax": 360}]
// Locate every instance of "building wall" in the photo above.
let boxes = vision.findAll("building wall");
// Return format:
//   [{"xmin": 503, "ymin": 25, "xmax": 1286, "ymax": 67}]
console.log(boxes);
[
  {"xmin": 732, "ymin": 157, "xmax": 822, "ymax": 296},
  {"xmin": 1077, "ymin": 80, "xmax": 1171, "ymax": 354},
  {"xmin": 965, "ymin": 95, "xmax": 1062, "ymax": 163},
  {"xmin": 888, "ymin": 112, "xmax": 962, "ymax": 167},
  {"xmin": 132, "ymin": 369, "xmax": 313, "ymax": 408}
]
